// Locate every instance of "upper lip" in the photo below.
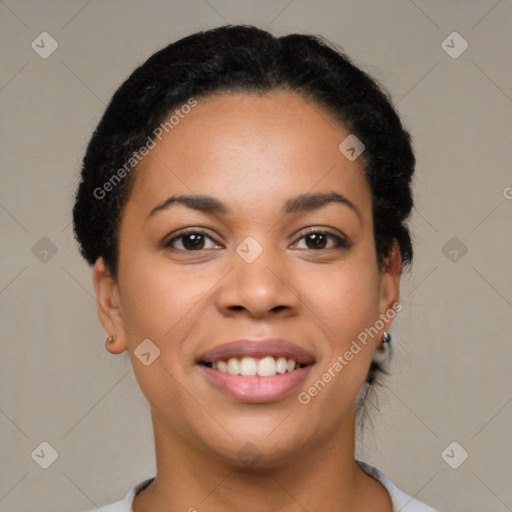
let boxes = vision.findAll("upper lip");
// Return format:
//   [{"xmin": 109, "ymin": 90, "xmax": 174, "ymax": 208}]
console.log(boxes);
[{"xmin": 198, "ymin": 338, "xmax": 316, "ymax": 365}]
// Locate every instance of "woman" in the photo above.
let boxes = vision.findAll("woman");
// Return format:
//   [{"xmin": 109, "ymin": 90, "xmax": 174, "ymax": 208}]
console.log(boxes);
[{"xmin": 74, "ymin": 25, "xmax": 437, "ymax": 512}]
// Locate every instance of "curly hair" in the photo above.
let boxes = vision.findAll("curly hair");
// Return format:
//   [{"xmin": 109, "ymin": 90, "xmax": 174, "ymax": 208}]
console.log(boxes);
[{"xmin": 73, "ymin": 24, "xmax": 415, "ymax": 390}]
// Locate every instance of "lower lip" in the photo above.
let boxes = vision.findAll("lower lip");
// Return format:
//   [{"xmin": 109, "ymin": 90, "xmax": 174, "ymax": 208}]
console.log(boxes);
[{"xmin": 199, "ymin": 365, "xmax": 312, "ymax": 403}]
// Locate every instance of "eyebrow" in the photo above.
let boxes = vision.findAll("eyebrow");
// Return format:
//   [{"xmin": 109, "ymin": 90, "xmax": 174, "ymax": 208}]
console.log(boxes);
[{"xmin": 148, "ymin": 191, "xmax": 361, "ymax": 221}]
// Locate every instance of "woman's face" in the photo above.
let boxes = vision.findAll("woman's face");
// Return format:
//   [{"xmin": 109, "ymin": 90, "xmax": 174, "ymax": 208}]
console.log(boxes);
[{"xmin": 94, "ymin": 90, "xmax": 400, "ymax": 467}]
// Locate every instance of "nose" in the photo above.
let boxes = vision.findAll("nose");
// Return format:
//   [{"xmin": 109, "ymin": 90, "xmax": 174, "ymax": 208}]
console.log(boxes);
[{"xmin": 215, "ymin": 242, "xmax": 301, "ymax": 319}]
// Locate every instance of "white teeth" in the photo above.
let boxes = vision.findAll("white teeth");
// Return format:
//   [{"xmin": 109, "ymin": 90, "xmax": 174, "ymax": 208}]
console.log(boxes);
[
  {"xmin": 240, "ymin": 357, "xmax": 258, "ymax": 376},
  {"xmin": 276, "ymin": 357, "xmax": 288, "ymax": 374},
  {"xmin": 227, "ymin": 358, "xmax": 240, "ymax": 375},
  {"xmin": 258, "ymin": 356, "xmax": 277, "ymax": 377},
  {"xmin": 212, "ymin": 356, "xmax": 301, "ymax": 377}
]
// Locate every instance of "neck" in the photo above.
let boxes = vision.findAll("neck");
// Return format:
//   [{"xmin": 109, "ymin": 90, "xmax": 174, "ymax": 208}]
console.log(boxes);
[{"xmin": 132, "ymin": 410, "xmax": 391, "ymax": 512}]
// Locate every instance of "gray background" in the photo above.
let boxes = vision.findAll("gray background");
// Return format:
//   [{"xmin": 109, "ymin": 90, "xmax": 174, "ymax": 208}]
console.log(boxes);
[{"xmin": 1, "ymin": 1, "xmax": 511, "ymax": 511}]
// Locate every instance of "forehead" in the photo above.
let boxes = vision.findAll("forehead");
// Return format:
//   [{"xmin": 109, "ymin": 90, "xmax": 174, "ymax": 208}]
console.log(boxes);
[{"xmin": 126, "ymin": 91, "xmax": 371, "ymax": 220}]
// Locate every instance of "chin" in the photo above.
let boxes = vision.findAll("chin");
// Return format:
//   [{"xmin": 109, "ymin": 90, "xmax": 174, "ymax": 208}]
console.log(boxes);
[
  {"xmin": 197, "ymin": 417, "xmax": 323, "ymax": 471},
  {"xmin": 215, "ymin": 437, "xmax": 308, "ymax": 471}
]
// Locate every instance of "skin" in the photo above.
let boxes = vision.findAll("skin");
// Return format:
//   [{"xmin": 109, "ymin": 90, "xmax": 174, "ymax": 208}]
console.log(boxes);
[{"xmin": 93, "ymin": 90, "xmax": 401, "ymax": 511}]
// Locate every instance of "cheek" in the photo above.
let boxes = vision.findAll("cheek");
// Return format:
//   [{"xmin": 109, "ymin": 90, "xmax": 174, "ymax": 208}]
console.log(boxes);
[
  {"xmin": 299, "ymin": 259, "xmax": 381, "ymax": 345},
  {"xmin": 292, "ymin": 264, "xmax": 380, "ymax": 439},
  {"xmin": 116, "ymin": 260, "xmax": 209, "ymax": 415},
  {"xmin": 118, "ymin": 256, "xmax": 211, "ymax": 342}
]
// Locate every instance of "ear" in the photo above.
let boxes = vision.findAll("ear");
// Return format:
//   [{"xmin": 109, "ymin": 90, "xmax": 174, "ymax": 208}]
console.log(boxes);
[
  {"xmin": 92, "ymin": 257, "xmax": 127, "ymax": 354},
  {"xmin": 376, "ymin": 242, "xmax": 402, "ymax": 340}
]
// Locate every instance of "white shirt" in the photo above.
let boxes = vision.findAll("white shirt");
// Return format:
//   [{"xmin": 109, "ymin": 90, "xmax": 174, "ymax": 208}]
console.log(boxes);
[{"xmin": 86, "ymin": 461, "xmax": 438, "ymax": 512}]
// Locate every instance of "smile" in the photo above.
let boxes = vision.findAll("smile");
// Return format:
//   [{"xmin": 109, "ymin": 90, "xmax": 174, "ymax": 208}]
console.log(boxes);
[
  {"xmin": 205, "ymin": 356, "xmax": 306, "ymax": 377},
  {"xmin": 198, "ymin": 338, "xmax": 315, "ymax": 402}
]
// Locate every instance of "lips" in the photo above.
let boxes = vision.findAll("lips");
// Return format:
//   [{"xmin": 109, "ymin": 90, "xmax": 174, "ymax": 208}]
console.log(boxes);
[
  {"xmin": 197, "ymin": 338, "xmax": 315, "ymax": 403},
  {"xmin": 198, "ymin": 338, "xmax": 315, "ymax": 366}
]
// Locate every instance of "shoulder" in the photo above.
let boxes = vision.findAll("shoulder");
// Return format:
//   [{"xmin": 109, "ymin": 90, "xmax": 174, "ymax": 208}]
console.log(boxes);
[
  {"xmin": 356, "ymin": 460, "xmax": 438, "ymax": 512},
  {"xmin": 82, "ymin": 478, "xmax": 155, "ymax": 512},
  {"xmin": 81, "ymin": 470, "xmax": 438, "ymax": 512},
  {"xmin": 84, "ymin": 500, "xmax": 127, "ymax": 512}
]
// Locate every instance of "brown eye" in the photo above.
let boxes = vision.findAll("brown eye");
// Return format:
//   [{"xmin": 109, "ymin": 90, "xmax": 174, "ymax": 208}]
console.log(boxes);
[
  {"xmin": 164, "ymin": 230, "xmax": 221, "ymax": 251},
  {"xmin": 303, "ymin": 232, "xmax": 328, "ymax": 249},
  {"xmin": 179, "ymin": 233, "xmax": 206, "ymax": 250},
  {"xmin": 293, "ymin": 230, "xmax": 352, "ymax": 251}
]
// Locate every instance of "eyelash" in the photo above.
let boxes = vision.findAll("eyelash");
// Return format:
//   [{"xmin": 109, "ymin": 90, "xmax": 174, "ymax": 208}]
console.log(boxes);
[{"xmin": 163, "ymin": 227, "xmax": 352, "ymax": 252}]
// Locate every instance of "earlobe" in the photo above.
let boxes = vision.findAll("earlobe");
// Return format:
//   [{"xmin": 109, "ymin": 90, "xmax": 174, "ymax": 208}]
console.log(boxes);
[
  {"xmin": 92, "ymin": 257, "xmax": 127, "ymax": 354},
  {"xmin": 104, "ymin": 334, "xmax": 125, "ymax": 354}
]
